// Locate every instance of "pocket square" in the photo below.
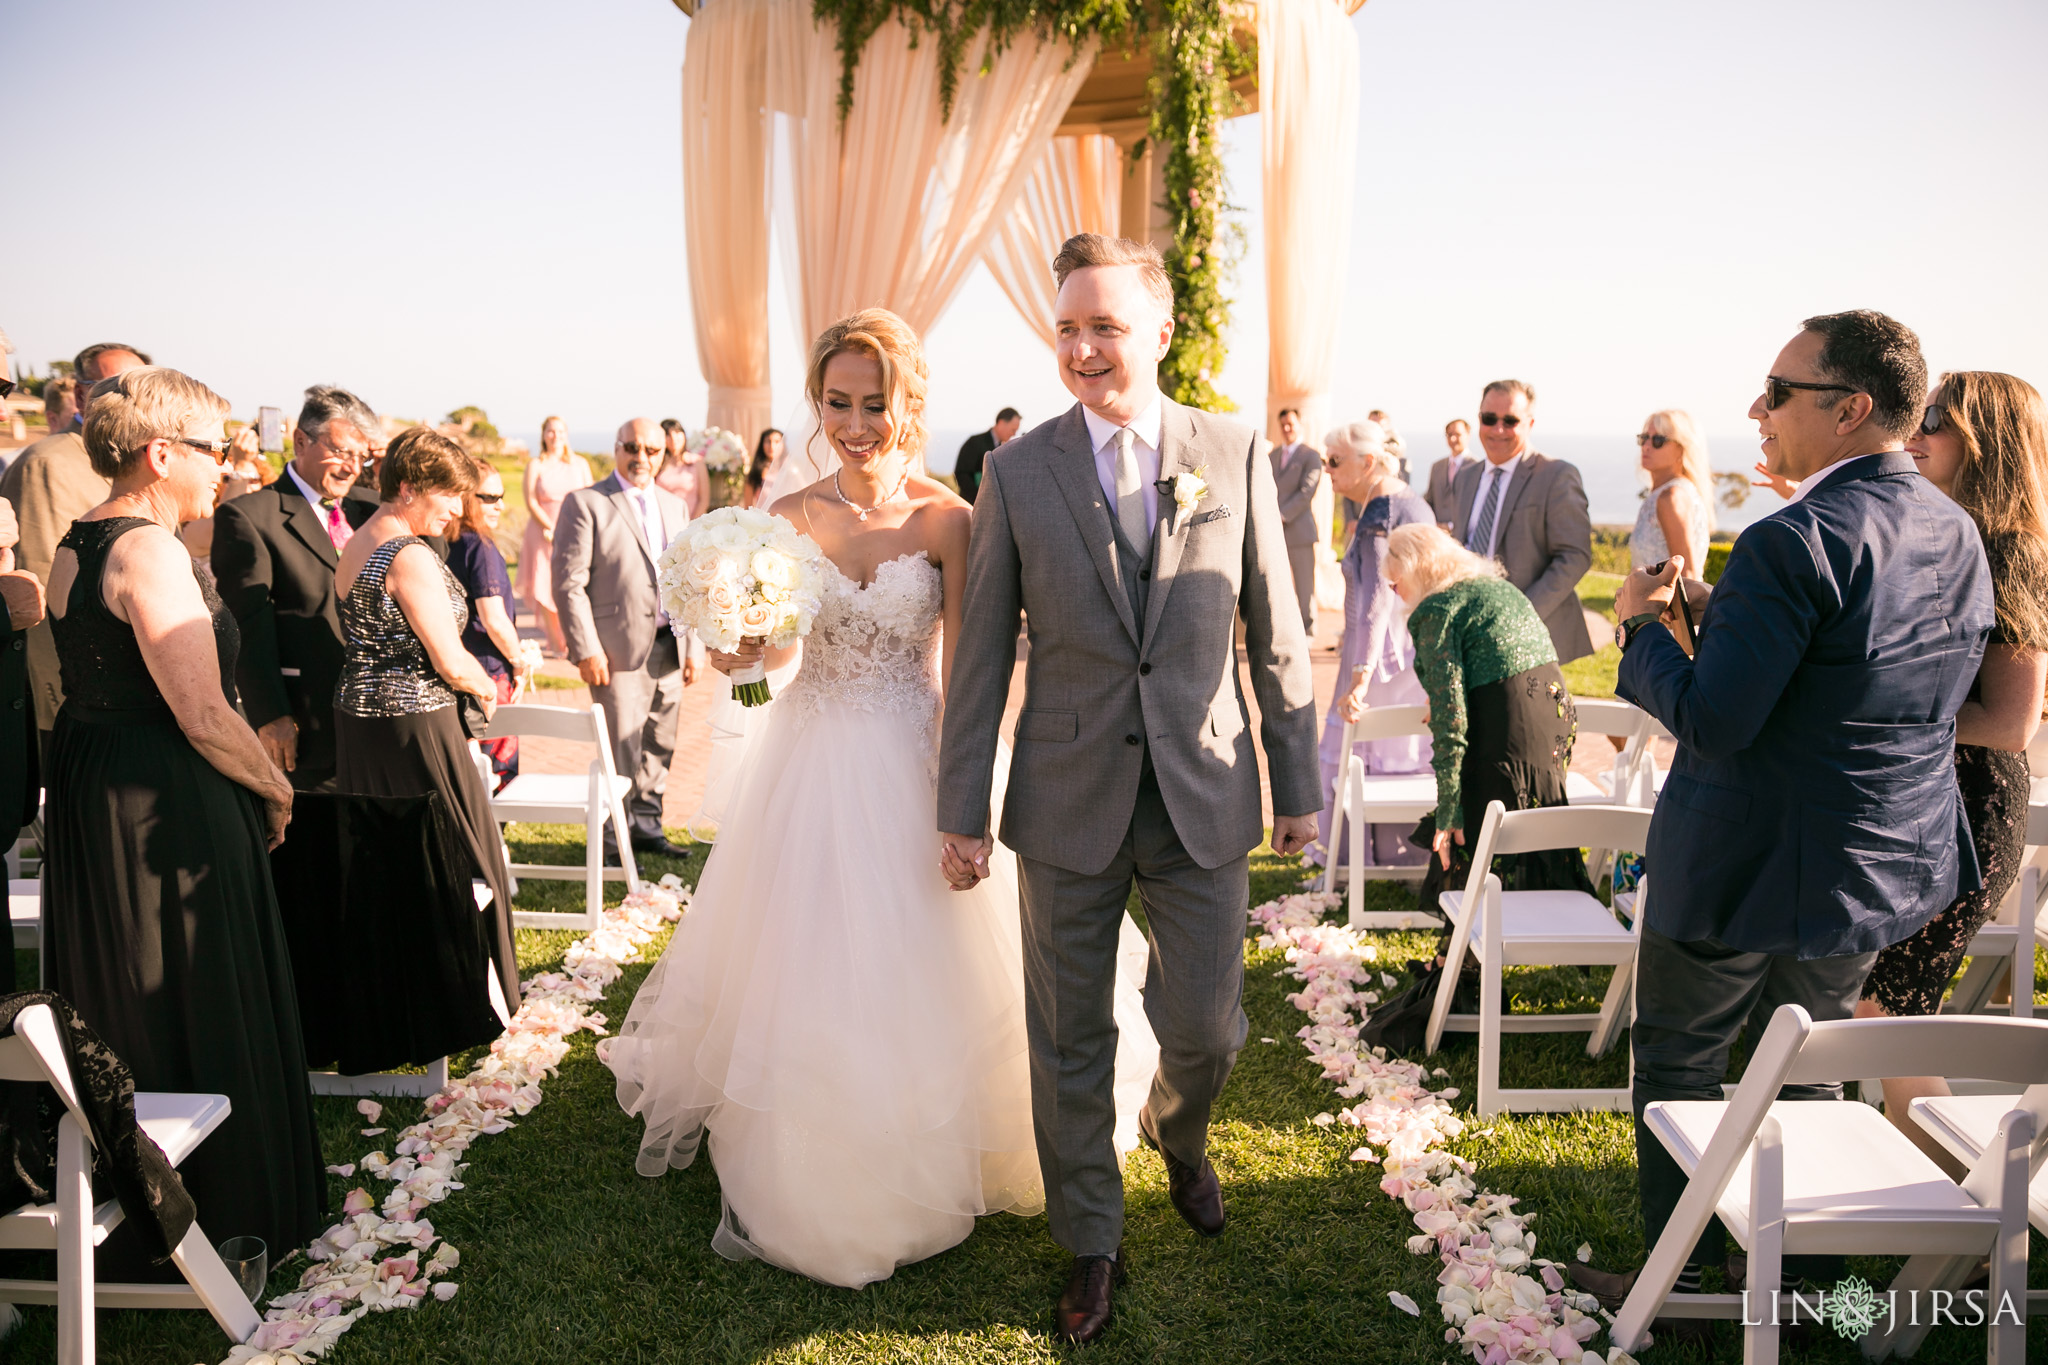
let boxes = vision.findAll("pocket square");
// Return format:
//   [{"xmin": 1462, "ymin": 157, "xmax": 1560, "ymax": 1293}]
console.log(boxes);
[{"xmin": 1189, "ymin": 506, "xmax": 1234, "ymax": 526}]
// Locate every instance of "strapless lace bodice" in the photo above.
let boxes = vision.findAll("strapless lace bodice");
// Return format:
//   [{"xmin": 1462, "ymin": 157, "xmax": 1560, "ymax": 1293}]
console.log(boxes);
[{"xmin": 777, "ymin": 551, "xmax": 943, "ymax": 753}]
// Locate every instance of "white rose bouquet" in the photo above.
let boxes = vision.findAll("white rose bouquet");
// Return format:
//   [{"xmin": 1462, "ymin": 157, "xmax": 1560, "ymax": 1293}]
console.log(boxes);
[
  {"xmin": 656, "ymin": 507, "xmax": 827, "ymax": 706},
  {"xmin": 688, "ymin": 426, "xmax": 749, "ymax": 476}
]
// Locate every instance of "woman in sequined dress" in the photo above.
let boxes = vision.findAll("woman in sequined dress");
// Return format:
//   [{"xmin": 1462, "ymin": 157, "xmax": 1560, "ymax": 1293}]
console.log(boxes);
[{"xmin": 334, "ymin": 427, "xmax": 518, "ymax": 1031}]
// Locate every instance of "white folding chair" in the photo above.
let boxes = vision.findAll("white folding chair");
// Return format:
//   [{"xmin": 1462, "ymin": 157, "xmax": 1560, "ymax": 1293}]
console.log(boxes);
[
  {"xmin": 1422, "ymin": 800, "xmax": 1648, "ymax": 1116},
  {"xmin": 1944, "ymin": 796, "xmax": 2048, "ymax": 1020},
  {"xmin": 1318, "ymin": 706, "xmax": 1437, "ymax": 903},
  {"xmin": 486, "ymin": 703, "xmax": 639, "ymax": 932},
  {"xmin": 1909, "ymin": 1083, "xmax": 2048, "ymax": 1246},
  {"xmin": 0, "ymin": 1003, "xmax": 260, "ymax": 1363},
  {"xmin": 1614, "ymin": 1008, "xmax": 2046, "ymax": 1363},
  {"xmin": 9, "ymin": 879, "xmax": 38, "ymax": 954}
]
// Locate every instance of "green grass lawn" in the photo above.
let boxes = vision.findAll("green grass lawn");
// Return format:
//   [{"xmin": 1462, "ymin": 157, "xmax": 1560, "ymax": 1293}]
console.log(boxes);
[{"xmin": 10, "ymin": 833, "xmax": 2045, "ymax": 1363}]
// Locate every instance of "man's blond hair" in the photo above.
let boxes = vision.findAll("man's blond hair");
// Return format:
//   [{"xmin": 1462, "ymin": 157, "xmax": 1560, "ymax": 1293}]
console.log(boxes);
[
  {"xmin": 1051, "ymin": 234, "xmax": 1175, "ymax": 315},
  {"xmin": 82, "ymin": 366, "xmax": 230, "ymax": 480}
]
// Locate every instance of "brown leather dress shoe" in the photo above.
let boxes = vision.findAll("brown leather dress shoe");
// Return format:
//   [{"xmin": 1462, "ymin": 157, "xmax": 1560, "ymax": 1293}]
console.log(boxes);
[
  {"xmin": 1055, "ymin": 1251, "xmax": 1126, "ymax": 1345},
  {"xmin": 1137, "ymin": 1107, "xmax": 1225, "ymax": 1237}
]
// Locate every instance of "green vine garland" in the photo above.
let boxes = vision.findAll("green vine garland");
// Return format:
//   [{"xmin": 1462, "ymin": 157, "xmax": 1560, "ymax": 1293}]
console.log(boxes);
[{"xmin": 808, "ymin": 0, "xmax": 1251, "ymax": 412}]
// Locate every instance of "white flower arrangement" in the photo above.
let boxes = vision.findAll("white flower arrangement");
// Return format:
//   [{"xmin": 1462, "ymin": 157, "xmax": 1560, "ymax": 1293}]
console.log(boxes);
[
  {"xmin": 688, "ymin": 426, "xmax": 749, "ymax": 475},
  {"xmin": 656, "ymin": 507, "xmax": 827, "ymax": 705},
  {"xmin": 1170, "ymin": 467, "xmax": 1210, "ymax": 517},
  {"xmin": 1248, "ymin": 891, "xmax": 1637, "ymax": 1365}
]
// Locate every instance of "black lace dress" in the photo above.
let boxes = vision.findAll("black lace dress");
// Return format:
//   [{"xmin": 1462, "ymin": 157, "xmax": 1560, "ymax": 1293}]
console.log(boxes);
[
  {"xmin": 334, "ymin": 536, "xmax": 518, "ymax": 1020},
  {"xmin": 43, "ymin": 516, "xmax": 325, "ymax": 1274}
]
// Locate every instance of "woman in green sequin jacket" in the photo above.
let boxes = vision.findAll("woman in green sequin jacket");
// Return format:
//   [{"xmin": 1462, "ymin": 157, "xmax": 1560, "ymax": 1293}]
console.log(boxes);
[{"xmin": 1382, "ymin": 524, "xmax": 1591, "ymax": 899}]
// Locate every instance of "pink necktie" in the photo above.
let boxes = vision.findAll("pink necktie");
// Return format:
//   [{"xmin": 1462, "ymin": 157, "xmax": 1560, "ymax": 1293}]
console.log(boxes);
[{"xmin": 324, "ymin": 500, "xmax": 351, "ymax": 552}]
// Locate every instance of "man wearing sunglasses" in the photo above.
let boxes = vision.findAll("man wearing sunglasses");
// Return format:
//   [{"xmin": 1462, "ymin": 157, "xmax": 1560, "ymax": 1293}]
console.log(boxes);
[
  {"xmin": 1447, "ymin": 379, "xmax": 1595, "ymax": 663},
  {"xmin": 0, "ymin": 341, "xmax": 151, "ymax": 750},
  {"xmin": 1581, "ymin": 310, "xmax": 1995, "ymax": 1315},
  {"xmin": 553, "ymin": 417, "xmax": 699, "ymax": 864}
]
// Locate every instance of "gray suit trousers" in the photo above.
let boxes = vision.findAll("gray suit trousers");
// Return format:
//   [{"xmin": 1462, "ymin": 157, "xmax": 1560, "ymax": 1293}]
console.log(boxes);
[
  {"xmin": 591, "ymin": 644, "xmax": 682, "ymax": 847},
  {"xmin": 1285, "ymin": 540, "xmax": 1316, "ymax": 634},
  {"xmin": 1016, "ymin": 767, "xmax": 1249, "ymax": 1257}
]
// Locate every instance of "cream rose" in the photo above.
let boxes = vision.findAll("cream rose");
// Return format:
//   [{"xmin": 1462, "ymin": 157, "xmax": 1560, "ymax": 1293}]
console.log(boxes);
[{"xmin": 736, "ymin": 601, "xmax": 777, "ymax": 636}]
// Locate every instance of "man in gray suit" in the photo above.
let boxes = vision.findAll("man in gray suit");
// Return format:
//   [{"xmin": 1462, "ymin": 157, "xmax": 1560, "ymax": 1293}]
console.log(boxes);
[
  {"xmin": 554, "ymin": 417, "xmax": 699, "ymax": 862},
  {"xmin": 1424, "ymin": 417, "xmax": 1474, "ymax": 526},
  {"xmin": 1448, "ymin": 380, "xmax": 1595, "ymax": 663},
  {"xmin": 1268, "ymin": 407, "xmax": 1322, "ymax": 633},
  {"xmin": 937, "ymin": 234, "xmax": 1320, "ymax": 1345}
]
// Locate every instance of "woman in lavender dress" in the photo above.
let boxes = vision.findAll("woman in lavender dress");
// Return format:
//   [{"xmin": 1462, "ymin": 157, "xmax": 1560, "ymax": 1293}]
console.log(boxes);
[{"xmin": 1310, "ymin": 421, "xmax": 1436, "ymax": 871}]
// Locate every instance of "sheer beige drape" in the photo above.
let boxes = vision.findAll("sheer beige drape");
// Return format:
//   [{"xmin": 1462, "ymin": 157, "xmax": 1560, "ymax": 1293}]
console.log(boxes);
[
  {"xmin": 982, "ymin": 134, "xmax": 1123, "ymax": 348},
  {"xmin": 680, "ymin": 0, "xmax": 773, "ymax": 453},
  {"xmin": 766, "ymin": 6, "xmax": 1097, "ymax": 344},
  {"xmin": 1261, "ymin": 0, "xmax": 1361, "ymax": 447}
]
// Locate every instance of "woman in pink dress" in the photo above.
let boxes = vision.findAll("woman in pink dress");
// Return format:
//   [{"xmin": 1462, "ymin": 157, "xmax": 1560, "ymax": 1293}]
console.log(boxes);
[
  {"xmin": 519, "ymin": 415, "xmax": 594, "ymax": 657},
  {"xmin": 655, "ymin": 418, "xmax": 711, "ymax": 518}
]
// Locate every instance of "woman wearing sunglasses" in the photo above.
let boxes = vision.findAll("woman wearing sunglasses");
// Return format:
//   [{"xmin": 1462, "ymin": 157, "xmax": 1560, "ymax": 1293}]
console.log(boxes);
[
  {"xmin": 446, "ymin": 457, "xmax": 533, "ymax": 789},
  {"xmin": 1854, "ymin": 372, "xmax": 2048, "ymax": 1155},
  {"xmin": 1628, "ymin": 410, "xmax": 1714, "ymax": 573}
]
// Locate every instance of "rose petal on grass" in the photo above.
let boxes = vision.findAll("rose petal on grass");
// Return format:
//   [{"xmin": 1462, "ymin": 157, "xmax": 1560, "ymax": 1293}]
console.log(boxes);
[
  {"xmin": 1387, "ymin": 1290, "xmax": 1421, "ymax": 1316},
  {"xmin": 361, "ymin": 1127, "xmax": 387, "ymax": 1137},
  {"xmin": 324, "ymin": 1164, "xmax": 355, "ymax": 1177},
  {"xmin": 356, "ymin": 1099, "xmax": 382, "ymax": 1124},
  {"xmin": 432, "ymin": 1282, "xmax": 459, "ymax": 1301},
  {"xmin": 1311, "ymin": 1113, "xmax": 1335, "ymax": 1127},
  {"xmin": 1576, "ymin": 1242, "xmax": 1592, "ymax": 1263}
]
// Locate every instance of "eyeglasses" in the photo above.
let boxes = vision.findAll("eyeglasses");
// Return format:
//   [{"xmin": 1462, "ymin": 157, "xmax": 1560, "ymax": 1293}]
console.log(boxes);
[
  {"xmin": 1636, "ymin": 432, "xmax": 1669, "ymax": 449},
  {"xmin": 618, "ymin": 441, "xmax": 663, "ymax": 456},
  {"xmin": 1918, "ymin": 404, "xmax": 1948, "ymax": 437},
  {"xmin": 1478, "ymin": 412, "xmax": 1521, "ymax": 428},
  {"xmin": 1763, "ymin": 376, "xmax": 1856, "ymax": 411},
  {"xmin": 0, "ymin": 379, "xmax": 14, "ymax": 400},
  {"xmin": 475, "ymin": 492, "xmax": 504, "ymax": 504},
  {"xmin": 172, "ymin": 436, "xmax": 232, "ymax": 462}
]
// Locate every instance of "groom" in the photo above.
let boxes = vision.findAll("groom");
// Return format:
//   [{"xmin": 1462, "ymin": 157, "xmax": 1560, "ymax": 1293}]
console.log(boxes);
[{"xmin": 938, "ymin": 234, "xmax": 1320, "ymax": 1344}]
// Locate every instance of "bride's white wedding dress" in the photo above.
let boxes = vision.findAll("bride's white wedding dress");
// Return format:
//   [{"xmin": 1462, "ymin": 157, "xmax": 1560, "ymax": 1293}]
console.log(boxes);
[{"xmin": 606, "ymin": 550, "xmax": 1159, "ymax": 1288}]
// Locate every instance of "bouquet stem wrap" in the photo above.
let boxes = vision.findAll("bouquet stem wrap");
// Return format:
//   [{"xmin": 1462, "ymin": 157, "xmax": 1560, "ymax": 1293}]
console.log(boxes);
[{"xmin": 730, "ymin": 650, "xmax": 771, "ymax": 707}]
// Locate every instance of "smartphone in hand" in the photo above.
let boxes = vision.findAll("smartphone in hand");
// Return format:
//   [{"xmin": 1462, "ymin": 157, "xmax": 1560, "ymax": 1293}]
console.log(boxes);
[{"xmin": 1648, "ymin": 559, "xmax": 1699, "ymax": 656}]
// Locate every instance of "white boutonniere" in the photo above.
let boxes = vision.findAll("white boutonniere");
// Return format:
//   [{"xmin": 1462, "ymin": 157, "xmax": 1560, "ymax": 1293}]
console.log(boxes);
[{"xmin": 1155, "ymin": 467, "xmax": 1209, "ymax": 531}]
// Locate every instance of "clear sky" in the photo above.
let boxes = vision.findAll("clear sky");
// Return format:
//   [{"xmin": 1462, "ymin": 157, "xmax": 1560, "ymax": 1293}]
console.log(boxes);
[{"xmin": 4, "ymin": 0, "xmax": 2044, "ymax": 466}]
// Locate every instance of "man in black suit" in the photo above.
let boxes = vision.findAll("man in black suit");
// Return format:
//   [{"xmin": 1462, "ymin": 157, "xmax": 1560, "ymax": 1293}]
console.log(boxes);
[
  {"xmin": 953, "ymin": 407, "xmax": 1020, "ymax": 504},
  {"xmin": 213, "ymin": 386, "xmax": 382, "ymax": 791}
]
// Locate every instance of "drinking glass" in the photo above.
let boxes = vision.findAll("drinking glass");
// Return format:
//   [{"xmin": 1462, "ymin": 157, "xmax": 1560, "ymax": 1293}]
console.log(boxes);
[{"xmin": 217, "ymin": 1236, "xmax": 268, "ymax": 1307}]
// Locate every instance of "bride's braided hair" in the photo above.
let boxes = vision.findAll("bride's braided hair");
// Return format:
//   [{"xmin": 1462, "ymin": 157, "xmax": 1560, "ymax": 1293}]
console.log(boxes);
[{"xmin": 803, "ymin": 309, "xmax": 930, "ymax": 470}]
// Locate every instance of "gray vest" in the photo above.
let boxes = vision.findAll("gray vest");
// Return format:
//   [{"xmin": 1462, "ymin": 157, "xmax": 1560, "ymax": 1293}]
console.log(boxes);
[{"xmin": 1111, "ymin": 519, "xmax": 1152, "ymax": 622}]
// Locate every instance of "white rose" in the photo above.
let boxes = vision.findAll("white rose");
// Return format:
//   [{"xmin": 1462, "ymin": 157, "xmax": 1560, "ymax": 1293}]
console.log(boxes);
[
  {"xmin": 683, "ymin": 548, "xmax": 728, "ymax": 590},
  {"xmin": 703, "ymin": 521, "xmax": 750, "ymax": 553},
  {"xmin": 751, "ymin": 549, "xmax": 796, "ymax": 590},
  {"xmin": 704, "ymin": 579, "xmax": 743, "ymax": 615},
  {"xmin": 737, "ymin": 601, "xmax": 776, "ymax": 636}
]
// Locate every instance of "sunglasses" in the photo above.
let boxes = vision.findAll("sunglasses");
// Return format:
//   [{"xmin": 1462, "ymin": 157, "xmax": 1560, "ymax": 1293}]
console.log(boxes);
[
  {"xmin": 618, "ymin": 441, "xmax": 663, "ymax": 456},
  {"xmin": 172, "ymin": 436, "xmax": 232, "ymax": 462},
  {"xmin": 1636, "ymin": 432, "xmax": 1669, "ymax": 449},
  {"xmin": 1477, "ymin": 412, "xmax": 1521, "ymax": 428},
  {"xmin": 1918, "ymin": 404, "xmax": 1948, "ymax": 437},
  {"xmin": 0, "ymin": 378, "xmax": 14, "ymax": 400},
  {"xmin": 475, "ymin": 492, "xmax": 504, "ymax": 504},
  {"xmin": 1763, "ymin": 375, "xmax": 1855, "ymax": 411}
]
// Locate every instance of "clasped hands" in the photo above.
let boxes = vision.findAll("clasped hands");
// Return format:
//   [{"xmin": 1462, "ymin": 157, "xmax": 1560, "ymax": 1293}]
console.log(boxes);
[{"xmin": 1616, "ymin": 555, "xmax": 1710, "ymax": 638}]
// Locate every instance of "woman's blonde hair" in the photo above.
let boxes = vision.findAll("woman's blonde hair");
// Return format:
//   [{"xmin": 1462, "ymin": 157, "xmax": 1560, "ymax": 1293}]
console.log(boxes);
[
  {"xmin": 82, "ymin": 366, "xmax": 231, "ymax": 480},
  {"xmin": 1934, "ymin": 371, "xmax": 2048, "ymax": 651},
  {"xmin": 1383, "ymin": 523, "xmax": 1503, "ymax": 602},
  {"xmin": 804, "ymin": 308, "xmax": 929, "ymax": 466},
  {"xmin": 1643, "ymin": 408, "xmax": 1717, "ymax": 532},
  {"xmin": 538, "ymin": 415, "xmax": 571, "ymax": 460}
]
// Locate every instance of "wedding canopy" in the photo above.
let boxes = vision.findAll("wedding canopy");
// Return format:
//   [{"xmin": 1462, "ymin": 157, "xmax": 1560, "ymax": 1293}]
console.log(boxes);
[{"xmin": 668, "ymin": 0, "xmax": 1366, "ymax": 466}]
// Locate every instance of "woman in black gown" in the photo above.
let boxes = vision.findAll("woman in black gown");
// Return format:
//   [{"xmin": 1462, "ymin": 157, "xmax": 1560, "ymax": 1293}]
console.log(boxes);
[
  {"xmin": 333, "ymin": 428, "xmax": 518, "ymax": 1031},
  {"xmin": 1857, "ymin": 371, "xmax": 2048, "ymax": 1151},
  {"xmin": 43, "ymin": 367, "xmax": 324, "ymax": 1271}
]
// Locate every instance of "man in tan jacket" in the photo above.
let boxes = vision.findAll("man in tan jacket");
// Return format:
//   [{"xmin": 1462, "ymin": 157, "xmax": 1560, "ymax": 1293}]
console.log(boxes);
[{"xmin": 0, "ymin": 342, "xmax": 150, "ymax": 738}]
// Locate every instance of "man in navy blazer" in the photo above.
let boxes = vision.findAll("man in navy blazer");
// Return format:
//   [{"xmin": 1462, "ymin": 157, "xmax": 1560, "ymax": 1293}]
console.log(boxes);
[{"xmin": 1583, "ymin": 311, "xmax": 1993, "ymax": 1306}]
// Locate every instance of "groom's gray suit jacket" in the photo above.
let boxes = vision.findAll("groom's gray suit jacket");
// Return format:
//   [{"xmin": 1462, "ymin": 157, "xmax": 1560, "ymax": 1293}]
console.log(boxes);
[{"xmin": 937, "ymin": 399, "xmax": 1321, "ymax": 871}]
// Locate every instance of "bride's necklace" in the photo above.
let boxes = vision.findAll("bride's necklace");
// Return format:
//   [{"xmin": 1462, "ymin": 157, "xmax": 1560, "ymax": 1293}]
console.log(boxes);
[{"xmin": 833, "ymin": 463, "xmax": 909, "ymax": 522}]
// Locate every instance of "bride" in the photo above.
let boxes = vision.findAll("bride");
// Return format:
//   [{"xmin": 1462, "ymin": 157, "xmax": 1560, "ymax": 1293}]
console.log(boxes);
[{"xmin": 605, "ymin": 309, "xmax": 1158, "ymax": 1288}]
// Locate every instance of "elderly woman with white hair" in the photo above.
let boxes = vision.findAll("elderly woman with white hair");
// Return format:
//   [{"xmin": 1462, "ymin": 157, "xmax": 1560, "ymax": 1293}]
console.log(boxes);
[
  {"xmin": 1311, "ymin": 420, "xmax": 1436, "ymax": 871},
  {"xmin": 1382, "ymin": 523, "xmax": 1593, "ymax": 901},
  {"xmin": 43, "ymin": 366, "xmax": 325, "ymax": 1276}
]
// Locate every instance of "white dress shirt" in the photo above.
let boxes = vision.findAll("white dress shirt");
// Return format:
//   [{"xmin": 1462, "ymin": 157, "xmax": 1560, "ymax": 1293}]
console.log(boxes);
[
  {"xmin": 1276, "ymin": 440, "xmax": 1302, "ymax": 470},
  {"xmin": 1466, "ymin": 451, "xmax": 1526, "ymax": 561},
  {"xmin": 623, "ymin": 479, "xmax": 669, "ymax": 561},
  {"xmin": 1082, "ymin": 395, "xmax": 1164, "ymax": 538},
  {"xmin": 1783, "ymin": 450, "xmax": 1888, "ymax": 505}
]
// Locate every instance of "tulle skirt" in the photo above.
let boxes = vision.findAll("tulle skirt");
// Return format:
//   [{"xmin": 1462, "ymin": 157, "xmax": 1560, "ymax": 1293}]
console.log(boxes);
[{"xmin": 607, "ymin": 690, "xmax": 1158, "ymax": 1288}]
